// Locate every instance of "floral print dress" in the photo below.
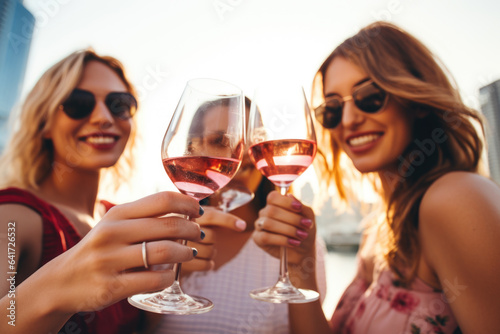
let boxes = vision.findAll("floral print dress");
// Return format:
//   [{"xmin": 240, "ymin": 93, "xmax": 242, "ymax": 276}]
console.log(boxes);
[{"xmin": 331, "ymin": 262, "xmax": 461, "ymax": 334}]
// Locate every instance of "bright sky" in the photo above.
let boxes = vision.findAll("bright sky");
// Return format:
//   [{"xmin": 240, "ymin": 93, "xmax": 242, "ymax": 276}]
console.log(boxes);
[{"xmin": 22, "ymin": 0, "xmax": 500, "ymax": 202}]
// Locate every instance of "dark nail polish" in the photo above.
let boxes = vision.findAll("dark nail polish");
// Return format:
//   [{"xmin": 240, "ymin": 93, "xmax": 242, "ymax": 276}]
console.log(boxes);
[
  {"xmin": 200, "ymin": 230, "xmax": 206, "ymax": 240},
  {"xmin": 199, "ymin": 206, "xmax": 205, "ymax": 216},
  {"xmin": 192, "ymin": 248, "xmax": 198, "ymax": 257}
]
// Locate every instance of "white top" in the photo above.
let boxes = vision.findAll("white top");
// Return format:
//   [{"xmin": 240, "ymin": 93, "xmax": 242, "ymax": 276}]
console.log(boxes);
[{"xmin": 153, "ymin": 237, "xmax": 327, "ymax": 334}]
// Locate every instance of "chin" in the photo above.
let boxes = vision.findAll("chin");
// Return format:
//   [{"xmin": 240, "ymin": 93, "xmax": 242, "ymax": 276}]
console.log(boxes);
[{"xmin": 351, "ymin": 160, "xmax": 382, "ymax": 174}]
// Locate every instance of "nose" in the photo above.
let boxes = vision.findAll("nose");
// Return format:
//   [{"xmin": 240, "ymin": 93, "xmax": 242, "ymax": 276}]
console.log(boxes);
[
  {"xmin": 341, "ymin": 99, "xmax": 364, "ymax": 129},
  {"xmin": 89, "ymin": 99, "xmax": 113, "ymax": 129}
]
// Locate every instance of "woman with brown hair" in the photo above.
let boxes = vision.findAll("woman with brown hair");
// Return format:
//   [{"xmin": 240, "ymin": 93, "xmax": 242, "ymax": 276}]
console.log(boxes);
[
  {"xmin": 0, "ymin": 49, "xmax": 204, "ymax": 334},
  {"xmin": 252, "ymin": 21, "xmax": 500, "ymax": 333}
]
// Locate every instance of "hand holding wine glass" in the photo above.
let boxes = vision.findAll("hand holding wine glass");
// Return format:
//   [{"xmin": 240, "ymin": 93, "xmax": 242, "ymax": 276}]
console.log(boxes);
[
  {"xmin": 128, "ymin": 78, "xmax": 245, "ymax": 314},
  {"xmin": 247, "ymin": 82, "xmax": 319, "ymax": 303}
]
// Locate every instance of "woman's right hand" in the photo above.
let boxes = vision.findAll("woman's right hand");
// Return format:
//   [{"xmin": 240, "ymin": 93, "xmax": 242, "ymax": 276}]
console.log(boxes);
[
  {"xmin": 182, "ymin": 206, "xmax": 247, "ymax": 273},
  {"xmin": 25, "ymin": 191, "xmax": 205, "ymax": 315}
]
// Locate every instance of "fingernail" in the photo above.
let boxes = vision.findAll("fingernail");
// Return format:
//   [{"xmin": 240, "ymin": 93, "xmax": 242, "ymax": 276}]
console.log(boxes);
[
  {"xmin": 235, "ymin": 220, "xmax": 246, "ymax": 231},
  {"xmin": 192, "ymin": 248, "xmax": 198, "ymax": 257},
  {"xmin": 199, "ymin": 206, "xmax": 205, "ymax": 216},
  {"xmin": 300, "ymin": 218, "xmax": 313, "ymax": 229},
  {"xmin": 296, "ymin": 229, "xmax": 308, "ymax": 239},
  {"xmin": 200, "ymin": 230, "xmax": 206, "ymax": 240},
  {"xmin": 291, "ymin": 200, "xmax": 302, "ymax": 211},
  {"xmin": 288, "ymin": 239, "xmax": 301, "ymax": 247}
]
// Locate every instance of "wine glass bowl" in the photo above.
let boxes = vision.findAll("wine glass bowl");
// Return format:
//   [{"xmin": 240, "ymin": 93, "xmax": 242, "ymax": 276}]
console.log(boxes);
[
  {"xmin": 247, "ymin": 83, "xmax": 319, "ymax": 303},
  {"xmin": 128, "ymin": 78, "xmax": 245, "ymax": 314}
]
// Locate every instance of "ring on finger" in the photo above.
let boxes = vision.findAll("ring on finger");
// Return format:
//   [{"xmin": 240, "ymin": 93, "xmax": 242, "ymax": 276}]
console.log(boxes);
[
  {"xmin": 142, "ymin": 241, "xmax": 149, "ymax": 269},
  {"xmin": 255, "ymin": 218, "xmax": 265, "ymax": 230}
]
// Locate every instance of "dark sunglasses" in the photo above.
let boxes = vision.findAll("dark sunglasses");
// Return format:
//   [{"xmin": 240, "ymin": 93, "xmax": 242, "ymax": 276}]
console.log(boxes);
[
  {"xmin": 61, "ymin": 88, "xmax": 137, "ymax": 120},
  {"xmin": 314, "ymin": 80, "xmax": 388, "ymax": 129}
]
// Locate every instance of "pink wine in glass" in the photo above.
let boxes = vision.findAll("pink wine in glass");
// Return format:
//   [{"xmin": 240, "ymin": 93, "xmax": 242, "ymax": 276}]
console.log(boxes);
[
  {"xmin": 162, "ymin": 156, "xmax": 241, "ymax": 201},
  {"xmin": 248, "ymin": 139, "xmax": 317, "ymax": 188}
]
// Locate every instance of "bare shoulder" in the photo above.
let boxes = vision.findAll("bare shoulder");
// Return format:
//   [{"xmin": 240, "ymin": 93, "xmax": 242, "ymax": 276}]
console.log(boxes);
[
  {"xmin": 0, "ymin": 203, "xmax": 44, "ymax": 282},
  {"xmin": 418, "ymin": 170, "xmax": 500, "ymax": 273},
  {"xmin": 0, "ymin": 202, "xmax": 44, "ymax": 222},
  {"xmin": 420, "ymin": 171, "xmax": 500, "ymax": 225}
]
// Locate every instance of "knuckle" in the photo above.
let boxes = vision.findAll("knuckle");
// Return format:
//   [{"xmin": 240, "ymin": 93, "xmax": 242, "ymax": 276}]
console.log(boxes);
[
  {"xmin": 259, "ymin": 232, "xmax": 273, "ymax": 245},
  {"xmin": 105, "ymin": 205, "xmax": 120, "ymax": 218},
  {"xmin": 201, "ymin": 260, "xmax": 213, "ymax": 271},
  {"xmin": 89, "ymin": 225, "xmax": 114, "ymax": 247},
  {"xmin": 202, "ymin": 208, "xmax": 217, "ymax": 220},
  {"xmin": 162, "ymin": 217, "xmax": 184, "ymax": 233},
  {"xmin": 268, "ymin": 190, "xmax": 280, "ymax": 202},
  {"xmin": 252, "ymin": 231, "xmax": 263, "ymax": 245},
  {"xmin": 158, "ymin": 191, "xmax": 174, "ymax": 203},
  {"xmin": 204, "ymin": 245, "xmax": 216, "ymax": 259},
  {"xmin": 266, "ymin": 205, "xmax": 280, "ymax": 216},
  {"xmin": 154, "ymin": 242, "xmax": 173, "ymax": 262}
]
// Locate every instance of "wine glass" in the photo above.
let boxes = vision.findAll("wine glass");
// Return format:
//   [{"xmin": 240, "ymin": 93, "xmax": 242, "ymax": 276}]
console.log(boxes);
[
  {"xmin": 128, "ymin": 78, "xmax": 245, "ymax": 314},
  {"xmin": 247, "ymin": 82, "xmax": 319, "ymax": 303}
]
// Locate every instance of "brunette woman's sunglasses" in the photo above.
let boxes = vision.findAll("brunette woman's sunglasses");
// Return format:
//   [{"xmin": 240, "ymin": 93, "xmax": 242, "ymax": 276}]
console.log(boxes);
[
  {"xmin": 314, "ymin": 80, "xmax": 388, "ymax": 129},
  {"xmin": 61, "ymin": 88, "xmax": 137, "ymax": 120}
]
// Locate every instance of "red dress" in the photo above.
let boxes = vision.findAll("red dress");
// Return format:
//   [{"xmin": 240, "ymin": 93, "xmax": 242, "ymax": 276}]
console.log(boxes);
[{"xmin": 0, "ymin": 187, "xmax": 141, "ymax": 334}]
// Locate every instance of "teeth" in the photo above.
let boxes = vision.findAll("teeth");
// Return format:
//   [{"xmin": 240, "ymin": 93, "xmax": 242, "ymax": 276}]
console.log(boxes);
[
  {"xmin": 86, "ymin": 136, "xmax": 115, "ymax": 144},
  {"xmin": 348, "ymin": 134, "xmax": 380, "ymax": 147}
]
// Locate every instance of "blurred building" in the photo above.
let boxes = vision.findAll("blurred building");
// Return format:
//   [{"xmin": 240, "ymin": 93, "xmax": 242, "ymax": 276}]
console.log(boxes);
[
  {"xmin": 0, "ymin": 0, "xmax": 34, "ymax": 152},
  {"xmin": 479, "ymin": 79, "xmax": 500, "ymax": 184}
]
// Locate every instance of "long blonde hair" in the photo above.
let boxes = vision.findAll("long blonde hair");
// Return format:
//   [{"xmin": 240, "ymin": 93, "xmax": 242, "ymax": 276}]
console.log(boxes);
[
  {"xmin": 0, "ymin": 49, "xmax": 138, "ymax": 191},
  {"xmin": 312, "ymin": 21, "xmax": 485, "ymax": 284}
]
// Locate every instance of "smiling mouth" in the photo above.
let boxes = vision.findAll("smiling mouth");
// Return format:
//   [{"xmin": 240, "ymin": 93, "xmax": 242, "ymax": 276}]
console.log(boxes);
[
  {"xmin": 82, "ymin": 135, "xmax": 118, "ymax": 145},
  {"xmin": 347, "ymin": 133, "xmax": 382, "ymax": 147}
]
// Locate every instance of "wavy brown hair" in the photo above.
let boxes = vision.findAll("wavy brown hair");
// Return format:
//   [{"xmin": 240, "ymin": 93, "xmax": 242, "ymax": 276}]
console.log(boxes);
[
  {"xmin": 311, "ymin": 21, "xmax": 485, "ymax": 284},
  {"xmin": 0, "ymin": 48, "xmax": 138, "ymax": 191}
]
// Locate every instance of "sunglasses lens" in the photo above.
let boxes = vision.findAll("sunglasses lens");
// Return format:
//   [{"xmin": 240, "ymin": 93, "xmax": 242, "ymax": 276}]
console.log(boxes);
[
  {"xmin": 354, "ymin": 83, "xmax": 387, "ymax": 113},
  {"xmin": 62, "ymin": 89, "xmax": 95, "ymax": 119},
  {"xmin": 105, "ymin": 93, "xmax": 137, "ymax": 119},
  {"xmin": 315, "ymin": 98, "xmax": 342, "ymax": 129}
]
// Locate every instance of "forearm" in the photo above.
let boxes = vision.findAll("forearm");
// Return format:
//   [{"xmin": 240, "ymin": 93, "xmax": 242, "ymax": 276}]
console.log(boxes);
[
  {"xmin": 289, "ymin": 299, "xmax": 331, "ymax": 334},
  {"xmin": 1, "ymin": 275, "xmax": 72, "ymax": 333},
  {"xmin": 288, "ymin": 262, "xmax": 331, "ymax": 334}
]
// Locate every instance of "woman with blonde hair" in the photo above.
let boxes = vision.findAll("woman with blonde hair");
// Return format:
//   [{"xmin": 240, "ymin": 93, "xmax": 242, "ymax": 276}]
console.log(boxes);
[
  {"xmin": 0, "ymin": 49, "xmax": 205, "ymax": 333},
  {"xmin": 252, "ymin": 21, "xmax": 500, "ymax": 333}
]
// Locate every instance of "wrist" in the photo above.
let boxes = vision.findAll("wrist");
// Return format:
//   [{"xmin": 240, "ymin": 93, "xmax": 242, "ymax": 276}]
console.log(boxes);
[{"xmin": 289, "ymin": 256, "xmax": 318, "ymax": 290}]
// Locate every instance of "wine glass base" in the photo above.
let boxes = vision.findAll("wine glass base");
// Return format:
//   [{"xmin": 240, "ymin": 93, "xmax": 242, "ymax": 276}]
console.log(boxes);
[
  {"xmin": 249, "ymin": 286, "xmax": 319, "ymax": 304},
  {"xmin": 128, "ymin": 292, "xmax": 214, "ymax": 315}
]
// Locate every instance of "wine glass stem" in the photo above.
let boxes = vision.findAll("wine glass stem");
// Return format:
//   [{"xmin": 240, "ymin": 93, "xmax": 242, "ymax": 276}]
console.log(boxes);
[
  {"xmin": 279, "ymin": 186, "xmax": 290, "ymax": 283},
  {"xmin": 173, "ymin": 239, "xmax": 188, "ymax": 282},
  {"xmin": 171, "ymin": 215, "xmax": 190, "ymax": 292}
]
